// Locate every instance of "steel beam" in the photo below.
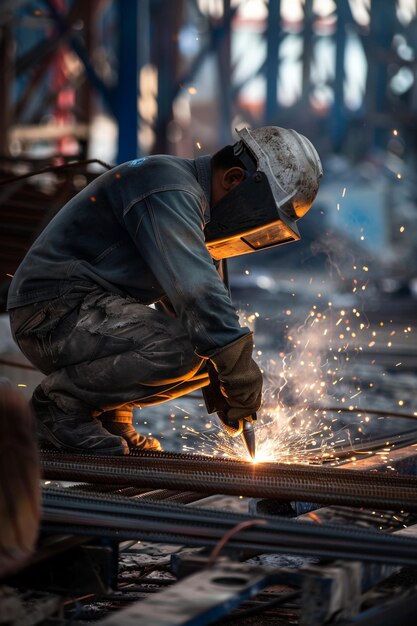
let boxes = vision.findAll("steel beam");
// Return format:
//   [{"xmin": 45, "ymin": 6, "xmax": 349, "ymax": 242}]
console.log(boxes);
[
  {"xmin": 331, "ymin": 0, "xmax": 349, "ymax": 152},
  {"xmin": 116, "ymin": 0, "xmax": 140, "ymax": 162},
  {"xmin": 152, "ymin": 2, "xmax": 184, "ymax": 154},
  {"xmin": 0, "ymin": 20, "xmax": 13, "ymax": 154},
  {"xmin": 366, "ymin": 0, "xmax": 398, "ymax": 151},
  {"xmin": 264, "ymin": 0, "xmax": 281, "ymax": 124},
  {"xmin": 97, "ymin": 560, "xmax": 299, "ymax": 626}
]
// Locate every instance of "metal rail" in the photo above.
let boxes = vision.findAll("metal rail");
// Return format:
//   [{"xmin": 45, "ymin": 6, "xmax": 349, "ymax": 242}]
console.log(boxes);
[
  {"xmin": 41, "ymin": 486, "xmax": 417, "ymax": 567},
  {"xmin": 41, "ymin": 450, "xmax": 417, "ymax": 512}
]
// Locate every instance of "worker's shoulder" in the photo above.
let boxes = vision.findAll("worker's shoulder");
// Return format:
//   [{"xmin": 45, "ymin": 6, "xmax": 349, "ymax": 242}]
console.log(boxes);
[{"xmin": 118, "ymin": 155, "xmax": 200, "ymax": 194}]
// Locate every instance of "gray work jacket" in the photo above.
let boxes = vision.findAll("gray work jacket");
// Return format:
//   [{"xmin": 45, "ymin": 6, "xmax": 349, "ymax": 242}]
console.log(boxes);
[{"xmin": 7, "ymin": 155, "xmax": 247, "ymax": 355}]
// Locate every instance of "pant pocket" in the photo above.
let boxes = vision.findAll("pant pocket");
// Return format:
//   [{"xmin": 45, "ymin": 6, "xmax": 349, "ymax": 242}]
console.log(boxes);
[{"xmin": 10, "ymin": 307, "xmax": 48, "ymax": 339}]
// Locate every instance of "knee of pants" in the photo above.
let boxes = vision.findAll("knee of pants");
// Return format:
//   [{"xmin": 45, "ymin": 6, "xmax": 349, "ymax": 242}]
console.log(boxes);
[{"xmin": 178, "ymin": 351, "xmax": 204, "ymax": 380}]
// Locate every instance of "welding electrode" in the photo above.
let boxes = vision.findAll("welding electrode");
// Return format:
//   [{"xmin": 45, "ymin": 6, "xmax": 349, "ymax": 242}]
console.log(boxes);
[{"xmin": 241, "ymin": 414, "xmax": 256, "ymax": 459}]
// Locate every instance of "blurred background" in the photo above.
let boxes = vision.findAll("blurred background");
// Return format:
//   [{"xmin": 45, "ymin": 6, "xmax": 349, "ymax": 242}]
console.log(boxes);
[{"xmin": 1, "ymin": 0, "xmax": 417, "ymax": 455}]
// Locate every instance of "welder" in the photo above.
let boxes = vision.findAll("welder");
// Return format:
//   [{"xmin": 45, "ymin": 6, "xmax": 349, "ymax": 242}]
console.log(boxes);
[{"xmin": 7, "ymin": 126, "xmax": 322, "ymax": 456}]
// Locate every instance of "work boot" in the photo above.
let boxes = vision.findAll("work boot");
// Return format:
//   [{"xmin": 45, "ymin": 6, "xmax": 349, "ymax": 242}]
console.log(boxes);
[
  {"xmin": 32, "ymin": 386, "xmax": 129, "ymax": 455},
  {"xmin": 100, "ymin": 408, "xmax": 162, "ymax": 451}
]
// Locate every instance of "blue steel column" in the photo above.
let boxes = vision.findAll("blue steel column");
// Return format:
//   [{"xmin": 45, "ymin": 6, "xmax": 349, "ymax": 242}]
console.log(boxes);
[
  {"xmin": 367, "ymin": 0, "xmax": 397, "ymax": 151},
  {"xmin": 152, "ymin": 2, "xmax": 183, "ymax": 154},
  {"xmin": 217, "ymin": 0, "xmax": 233, "ymax": 145},
  {"xmin": 265, "ymin": 0, "xmax": 281, "ymax": 125},
  {"xmin": 331, "ymin": 0, "xmax": 350, "ymax": 153},
  {"xmin": 301, "ymin": 0, "xmax": 314, "ymax": 107},
  {"xmin": 116, "ymin": 0, "xmax": 140, "ymax": 163}
]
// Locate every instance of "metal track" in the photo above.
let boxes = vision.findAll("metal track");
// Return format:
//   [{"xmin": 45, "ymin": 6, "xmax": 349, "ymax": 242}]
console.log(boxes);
[
  {"xmin": 41, "ymin": 450, "xmax": 417, "ymax": 512},
  {"xmin": 41, "ymin": 486, "xmax": 417, "ymax": 567}
]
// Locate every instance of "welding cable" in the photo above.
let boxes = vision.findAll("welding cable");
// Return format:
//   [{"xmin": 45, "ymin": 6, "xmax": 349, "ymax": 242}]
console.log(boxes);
[
  {"xmin": 207, "ymin": 519, "xmax": 267, "ymax": 566},
  {"xmin": 215, "ymin": 589, "xmax": 301, "ymax": 623}
]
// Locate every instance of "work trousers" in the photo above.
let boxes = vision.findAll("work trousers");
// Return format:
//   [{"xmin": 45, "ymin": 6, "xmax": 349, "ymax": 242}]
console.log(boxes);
[{"xmin": 9, "ymin": 285, "xmax": 209, "ymax": 415}]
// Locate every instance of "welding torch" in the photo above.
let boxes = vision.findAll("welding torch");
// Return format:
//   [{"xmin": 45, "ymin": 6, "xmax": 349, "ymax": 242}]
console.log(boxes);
[{"xmin": 241, "ymin": 414, "xmax": 257, "ymax": 459}]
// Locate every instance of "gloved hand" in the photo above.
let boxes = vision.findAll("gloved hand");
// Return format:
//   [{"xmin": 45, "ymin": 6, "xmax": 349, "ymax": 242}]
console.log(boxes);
[
  {"xmin": 217, "ymin": 409, "xmax": 257, "ymax": 438},
  {"xmin": 203, "ymin": 332, "xmax": 262, "ymax": 434}
]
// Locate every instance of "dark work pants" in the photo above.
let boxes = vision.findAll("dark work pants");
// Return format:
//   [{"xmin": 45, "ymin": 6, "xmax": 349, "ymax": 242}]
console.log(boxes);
[{"xmin": 9, "ymin": 285, "xmax": 209, "ymax": 415}]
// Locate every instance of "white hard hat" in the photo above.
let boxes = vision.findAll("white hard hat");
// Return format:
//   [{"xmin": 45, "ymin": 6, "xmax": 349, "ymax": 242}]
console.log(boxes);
[{"xmin": 236, "ymin": 126, "xmax": 323, "ymax": 219}]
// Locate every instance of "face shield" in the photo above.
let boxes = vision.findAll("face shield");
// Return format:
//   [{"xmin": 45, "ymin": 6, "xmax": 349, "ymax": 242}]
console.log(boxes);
[{"xmin": 205, "ymin": 126, "xmax": 323, "ymax": 261}]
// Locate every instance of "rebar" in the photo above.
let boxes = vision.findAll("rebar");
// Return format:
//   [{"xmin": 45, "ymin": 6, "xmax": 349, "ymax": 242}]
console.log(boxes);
[{"xmin": 41, "ymin": 450, "xmax": 417, "ymax": 512}]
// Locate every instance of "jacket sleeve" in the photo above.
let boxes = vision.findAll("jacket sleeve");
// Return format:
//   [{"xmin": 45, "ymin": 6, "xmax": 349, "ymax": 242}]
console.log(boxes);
[{"xmin": 124, "ymin": 189, "xmax": 248, "ymax": 354}]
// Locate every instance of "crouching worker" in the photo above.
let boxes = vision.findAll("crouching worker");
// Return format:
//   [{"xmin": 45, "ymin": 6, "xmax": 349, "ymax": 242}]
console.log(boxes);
[{"xmin": 7, "ymin": 127, "xmax": 322, "ymax": 455}]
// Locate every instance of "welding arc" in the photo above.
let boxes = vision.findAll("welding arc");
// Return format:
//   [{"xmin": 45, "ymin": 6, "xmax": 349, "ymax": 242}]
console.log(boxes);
[
  {"xmin": 41, "ymin": 450, "xmax": 417, "ymax": 512},
  {"xmin": 42, "ymin": 486, "xmax": 417, "ymax": 567}
]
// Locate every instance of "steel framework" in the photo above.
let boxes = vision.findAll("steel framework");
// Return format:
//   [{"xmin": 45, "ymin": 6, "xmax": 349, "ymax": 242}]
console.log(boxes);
[{"xmin": 1, "ymin": 0, "xmax": 416, "ymax": 163}]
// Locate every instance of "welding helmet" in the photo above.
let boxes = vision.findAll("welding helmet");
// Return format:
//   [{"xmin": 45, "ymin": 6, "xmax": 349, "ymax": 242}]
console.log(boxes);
[{"xmin": 205, "ymin": 126, "xmax": 323, "ymax": 260}]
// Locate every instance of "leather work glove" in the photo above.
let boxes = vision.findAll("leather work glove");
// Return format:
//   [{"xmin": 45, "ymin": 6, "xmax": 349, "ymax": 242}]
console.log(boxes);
[{"xmin": 201, "ymin": 333, "xmax": 262, "ymax": 437}]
